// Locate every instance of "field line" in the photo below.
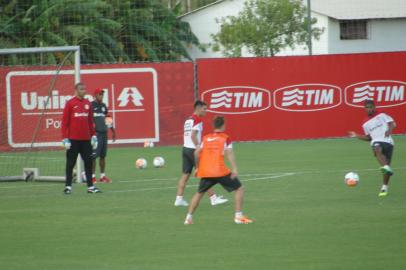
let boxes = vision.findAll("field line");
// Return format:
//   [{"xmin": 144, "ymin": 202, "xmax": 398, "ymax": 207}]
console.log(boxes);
[{"xmin": 110, "ymin": 173, "xmax": 295, "ymax": 193}]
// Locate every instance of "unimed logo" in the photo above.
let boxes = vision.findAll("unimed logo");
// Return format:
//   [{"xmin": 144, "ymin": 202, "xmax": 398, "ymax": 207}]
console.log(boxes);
[
  {"xmin": 345, "ymin": 80, "xmax": 406, "ymax": 108},
  {"xmin": 117, "ymin": 87, "xmax": 144, "ymax": 107},
  {"xmin": 273, "ymin": 84, "xmax": 342, "ymax": 112},
  {"xmin": 201, "ymin": 86, "xmax": 271, "ymax": 114},
  {"xmin": 6, "ymin": 68, "xmax": 158, "ymax": 148}
]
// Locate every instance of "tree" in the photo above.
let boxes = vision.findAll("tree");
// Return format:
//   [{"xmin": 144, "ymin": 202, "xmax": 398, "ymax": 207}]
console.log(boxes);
[
  {"xmin": 0, "ymin": 0, "xmax": 127, "ymax": 64},
  {"xmin": 112, "ymin": 0, "xmax": 199, "ymax": 62},
  {"xmin": 211, "ymin": 0, "xmax": 323, "ymax": 57},
  {"xmin": 0, "ymin": 0, "xmax": 200, "ymax": 65}
]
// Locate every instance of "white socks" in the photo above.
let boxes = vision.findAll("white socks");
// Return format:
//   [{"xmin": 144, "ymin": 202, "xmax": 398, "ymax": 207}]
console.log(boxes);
[
  {"xmin": 100, "ymin": 173, "xmax": 106, "ymax": 178},
  {"xmin": 176, "ymin": 196, "xmax": 183, "ymax": 201},
  {"xmin": 381, "ymin": 185, "xmax": 388, "ymax": 191},
  {"xmin": 186, "ymin": 213, "xmax": 193, "ymax": 220},
  {"xmin": 383, "ymin": 165, "xmax": 391, "ymax": 170},
  {"xmin": 235, "ymin": 211, "xmax": 243, "ymax": 218},
  {"xmin": 210, "ymin": 194, "xmax": 217, "ymax": 202}
]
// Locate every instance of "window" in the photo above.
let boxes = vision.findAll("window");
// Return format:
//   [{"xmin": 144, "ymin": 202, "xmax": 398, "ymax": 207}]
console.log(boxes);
[{"xmin": 339, "ymin": 20, "xmax": 368, "ymax": 40}]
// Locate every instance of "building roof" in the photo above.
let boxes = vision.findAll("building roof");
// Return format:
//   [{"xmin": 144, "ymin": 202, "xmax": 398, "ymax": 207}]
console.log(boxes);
[
  {"xmin": 179, "ymin": 0, "xmax": 228, "ymax": 18},
  {"xmin": 311, "ymin": 0, "xmax": 406, "ymax": 20},
  {"xmin": 180, "ymin": 0, "xmax": 406, "ymax": 20}
]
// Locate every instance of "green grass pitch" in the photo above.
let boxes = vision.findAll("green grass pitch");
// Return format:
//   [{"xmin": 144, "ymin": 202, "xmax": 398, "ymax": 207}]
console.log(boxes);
[{"xmin": 1, "ymin": 137, "xmax": 406, "ymax": 270}]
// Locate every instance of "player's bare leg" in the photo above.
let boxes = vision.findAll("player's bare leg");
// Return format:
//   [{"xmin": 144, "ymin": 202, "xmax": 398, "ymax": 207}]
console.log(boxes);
[
  {"xmin": 175, "ymin": 173, "xmax": 191, "ymax": 206},
  {"xmin": 99, "ymin": 157, "xmax": 111, "ymax": 183},
  {"xmin": 374, "ymin": 147, "xmax": 393, "ymax": 174},
  {"xmin": 100, "ymin": 158, "xmax": 106, "ymax": 173},
  {"xmin": 234, "ymin": 186, "xmax": 244, "ymax": 213},
  {"xmin": 379, "ymin": 172, "xmax": 391, "ymax": 197},
  {"xmin": 176, "ymin": 173, "xmax": 190, "ymax": 196},
  {"xmin": 233, "ymin": 186, "xmax": 253, "ymax": 224},
  {"xmin": 184, "ymin": 192, "xmax": 205, "ymax": 224},
  {"xmin": 383, "ymin": 174, "xmax": 390, "ymax": 186},
  {"xmin": 374, "ymin": 147, "xmax": 388, "ymax": 166},
  {"xmin": 374, "ymin": 147, "xmax": 392, "ymax": 197}
]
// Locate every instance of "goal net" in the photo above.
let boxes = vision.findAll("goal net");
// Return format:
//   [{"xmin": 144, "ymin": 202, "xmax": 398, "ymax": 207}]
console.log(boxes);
[{"xmin": 0, "ymin": 46, "xmax": 81, "ymax": 182}]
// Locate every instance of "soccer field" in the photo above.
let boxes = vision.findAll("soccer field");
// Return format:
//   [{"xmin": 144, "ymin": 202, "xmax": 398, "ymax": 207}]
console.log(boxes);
[{"xmin": 1, "ymin": 137, "xmax": 406, "ymax": 270}]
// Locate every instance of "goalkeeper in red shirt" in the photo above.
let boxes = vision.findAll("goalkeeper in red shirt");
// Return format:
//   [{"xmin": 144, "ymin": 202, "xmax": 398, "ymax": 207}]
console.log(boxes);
[{"xmin": 61, "ymin": 82, "xmax": 101, "ymax": 194}]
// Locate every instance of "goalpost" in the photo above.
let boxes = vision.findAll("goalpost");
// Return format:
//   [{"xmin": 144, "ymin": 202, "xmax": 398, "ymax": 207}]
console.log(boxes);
[{"xmin": 0, "ymin": 46, "xmax": 82, "ymax": 183}]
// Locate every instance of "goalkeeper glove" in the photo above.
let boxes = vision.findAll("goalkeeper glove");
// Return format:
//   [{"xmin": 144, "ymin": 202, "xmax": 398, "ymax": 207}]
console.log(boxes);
[
  {"xmin": 91, "ymin": 135, "xmax": 98, "ymax": 150},
  {"xmin": 62, "ymin": 138, "xmax": 71, "ymax": 150}
]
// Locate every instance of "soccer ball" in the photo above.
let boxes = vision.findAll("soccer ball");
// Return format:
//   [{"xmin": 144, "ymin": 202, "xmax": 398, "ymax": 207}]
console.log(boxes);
[
  {"xmin": 344, "ymin": 172, "xmax": 359, "ymax": 187},
  {"xmin": 135, "ymin": 158, "xmax": 147, "ymax": 169},
  {"xmin": 153, "ymin": 156, "xmax": 165, "ymax": 168},
  {"xmin": 144, "ymin": 140, "xmax": 154, "ymax": 148}
]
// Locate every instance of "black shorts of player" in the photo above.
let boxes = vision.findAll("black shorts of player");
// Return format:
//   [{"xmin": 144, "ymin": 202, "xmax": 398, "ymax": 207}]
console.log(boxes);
[
  {"xmin": 182, "ymin": 147, "xmax": 196, "ymax": 174},
  {"xmin": 198, "ymin": 174, "xmax": 242, "ymax": 193},
  {"xmin": 371, "ymin": 141, "xmax": 394, "ymax": 164},
  {"xmin": 93, "ymin": 132, "xmax": 108, "ymax": 159}
]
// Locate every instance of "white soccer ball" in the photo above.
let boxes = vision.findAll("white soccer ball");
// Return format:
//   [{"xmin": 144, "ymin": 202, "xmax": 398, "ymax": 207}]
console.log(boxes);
[
  {"xmin": 153, "ymin": 156, "xmax": 165, "ymax": 168},
  {"xmin": 144, "ymin": 141, "xmax": 154, "ymax": 148},
  {"xmin": 344, "ymin": 172, "xmax": 360, "ymax": 187},
  {"xmin": 135, "ymin": 158, "xmax": 147, "ymax": 169}
]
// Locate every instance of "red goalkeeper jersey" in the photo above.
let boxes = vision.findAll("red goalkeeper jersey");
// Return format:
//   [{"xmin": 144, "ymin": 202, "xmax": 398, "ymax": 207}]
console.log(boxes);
[{"xmin": 61, "ymin": 96, "xmax": 95, "ymax": 140}]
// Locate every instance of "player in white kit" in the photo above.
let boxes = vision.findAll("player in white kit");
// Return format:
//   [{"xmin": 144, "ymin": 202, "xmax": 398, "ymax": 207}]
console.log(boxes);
[
  {"xmin": 174, "ymin": 100, "xmax": 228, "ymax": 206},
  {"xmin": 349, "ymin": 100, "xmax": 396, "ymax": 197}
]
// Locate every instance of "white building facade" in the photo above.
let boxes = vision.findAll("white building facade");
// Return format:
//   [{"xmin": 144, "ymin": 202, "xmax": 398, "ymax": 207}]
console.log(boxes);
[{"xmin": 180, "ymin": 0, "xmax": 406, "ymax": 59}]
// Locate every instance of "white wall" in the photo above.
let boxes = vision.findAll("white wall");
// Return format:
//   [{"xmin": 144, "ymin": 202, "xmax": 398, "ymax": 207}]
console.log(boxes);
[
  {"xmin": 328, "ymin": 18, "xmax": 406, "ymax": 54},
  {"xmin": 182, "ymin": 1, "xmax": 330, "ymax": 58},
  {"xmin": 181, "ymin": 0, "xmax": 406, "ymax": 59},
  {"xmin": 182, "ymin": 0, "xmax": 245, "ymax": 59}
]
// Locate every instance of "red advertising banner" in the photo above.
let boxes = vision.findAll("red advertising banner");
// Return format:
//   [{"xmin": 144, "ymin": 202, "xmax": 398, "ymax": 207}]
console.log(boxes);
[
  {"xmin": 198, "ymin": 52, "xmax": 406, "ymax": 141},
  {"xmin": 0, "ymin": 62, "xmax": 194, "ymax": 150}
]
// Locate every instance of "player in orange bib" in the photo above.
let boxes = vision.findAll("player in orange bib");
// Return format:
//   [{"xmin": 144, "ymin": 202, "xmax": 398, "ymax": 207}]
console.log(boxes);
[{"xmin": 184, "ymin": 116, "xmax": 253, "ymax": 225}]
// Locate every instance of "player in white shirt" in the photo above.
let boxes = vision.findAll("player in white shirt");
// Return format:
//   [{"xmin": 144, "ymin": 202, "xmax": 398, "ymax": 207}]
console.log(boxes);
[
  {"xmin": 174, "ymin": 100, "xmax": 228, "ymax": 206},
  {"xmin": 349, "ymin": 100, "xmax": 396, "ymax": 197}
]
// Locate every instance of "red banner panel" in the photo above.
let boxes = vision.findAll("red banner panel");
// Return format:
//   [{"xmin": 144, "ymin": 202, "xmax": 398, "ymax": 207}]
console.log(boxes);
[
  {"xmin": 0, "ymin": 62, "xmax": 194, "ymax": 150},
  {"xmin": 198, "ymin": 52, "xmax": 406, "ymax": 141}
]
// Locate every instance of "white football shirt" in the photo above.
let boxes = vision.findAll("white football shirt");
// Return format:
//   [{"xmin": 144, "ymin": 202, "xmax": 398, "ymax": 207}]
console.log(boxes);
[
  {"xmin": 183, "ymin": 115, "xmax": 203, "ymax": 149},
  {"xmin": 362, "ymin": 112, "xmax": 395, "ymax": 146}
]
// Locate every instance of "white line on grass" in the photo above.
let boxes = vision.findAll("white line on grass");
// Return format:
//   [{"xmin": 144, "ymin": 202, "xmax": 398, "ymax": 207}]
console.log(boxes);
[
  {"xmin": 0, "ymin": 155, "xmax": 63, "ymax": 160},
  {"xmin": 1, "ymin": 166, "xmax": 405, "ymax": 191},
  {"xmin": 116, "ymin": 172, "xmax": 286, "ymax": 183},
  {"xmin": 110, "ymin": 173, "xmax": 296, "ymax": 193},
  {"xmin": 0, "ymin": 173, "xmax": 286, "ymax": 189}
]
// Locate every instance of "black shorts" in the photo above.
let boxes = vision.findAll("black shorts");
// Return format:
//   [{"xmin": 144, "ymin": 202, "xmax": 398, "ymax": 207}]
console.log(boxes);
[
  {"xmin": 372, "ymin": 142, "xmax": 394, "ymax": 163},
  {"xmin": 198, "ymin": 174, "xmax": 242, "ymax": 193},
  {"xmin": 93, "ymin": 132, "xmax": 108, "ymax": 159},
  {"xmin": 182, "ymin": 147, "xmax": 195, "ymax": 174}
]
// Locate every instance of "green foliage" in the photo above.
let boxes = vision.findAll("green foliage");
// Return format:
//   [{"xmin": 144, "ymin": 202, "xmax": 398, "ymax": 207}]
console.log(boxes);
[
  {"xmin": 0, "ymin": 0, "xmax": 200, "ymax": 65},
  {"xmin": 212, "ymin": 0, "xmax": 323, "ymax": 57}
]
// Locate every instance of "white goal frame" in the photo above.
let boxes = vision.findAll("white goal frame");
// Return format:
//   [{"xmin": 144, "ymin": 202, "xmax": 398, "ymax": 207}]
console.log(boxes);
[{"xmin": 0, "ymin": 46, "xmax": 82, "ymax": 183}]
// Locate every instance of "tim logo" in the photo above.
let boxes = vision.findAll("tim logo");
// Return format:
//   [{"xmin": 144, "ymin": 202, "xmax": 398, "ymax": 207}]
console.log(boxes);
[
  {"xmin": 345, "ymin": 80, "xmax": 406, "ymax": 108},
  {"xmin": 201, "ymin": 86, "xmax": 271, "ymax": 114},
  {"xmin": 274, "ymin": 84, "xmax": 342, "ymax": 112},
  {"xmin": 117, "ymin": 87, "xmax": 144, "ymax": 107}
]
